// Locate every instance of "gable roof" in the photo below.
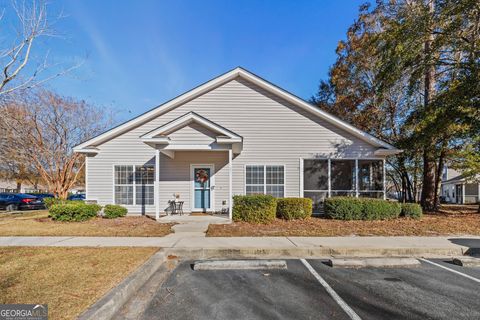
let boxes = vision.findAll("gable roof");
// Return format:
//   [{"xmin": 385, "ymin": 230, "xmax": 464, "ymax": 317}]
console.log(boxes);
[
  {"xmin": 442, "ymin": 173, "xmax": 480, "ymax": 185},
  {"xmin": 74, "ymin": 67, "xmax": 400, "ymax": 152},
  {"xmin": 140, "ymin": 111, "xmax": 242, "ymax": 142}
]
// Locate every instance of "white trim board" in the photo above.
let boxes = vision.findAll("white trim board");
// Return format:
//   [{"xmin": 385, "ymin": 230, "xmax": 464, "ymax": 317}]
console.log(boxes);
[
  {"xmin": 74, "ymin": 67, "xmax": 401, "ymax": 153},
  {"xmin": 141, "ymin": 111, "xmax": 242, "ymax": 141}
]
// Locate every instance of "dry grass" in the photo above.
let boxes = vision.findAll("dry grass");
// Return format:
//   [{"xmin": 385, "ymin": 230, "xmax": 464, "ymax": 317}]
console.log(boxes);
[
  {"xmin": 208, "ymin": 205, "xmax": 480, "ymax": 237},
  {"xmin": 0, "ymin": 210, "xmax": 173, "ymax": 237},
  {"xmin": 0, "ymin": 247, "xmax": 158, "ymax": 320}
]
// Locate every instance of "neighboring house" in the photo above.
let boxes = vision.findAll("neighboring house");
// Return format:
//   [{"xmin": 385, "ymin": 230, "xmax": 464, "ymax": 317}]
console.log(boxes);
[
  {"xmin": 74, "ymin": 67, "xmax": 401, "ymax": 219},
  {"xmin": 0, "ymin": 179, "xmax": 47, "ymax": 193},
  {"xmin": 441, "ymin": 167, "xmax": 480, "ymax": 204}
]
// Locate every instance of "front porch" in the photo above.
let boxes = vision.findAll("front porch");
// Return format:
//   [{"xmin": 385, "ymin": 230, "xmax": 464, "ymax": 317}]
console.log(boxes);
[{"xmin": 141, "ymin": 112, "xmax": 242, "ymax": 220}]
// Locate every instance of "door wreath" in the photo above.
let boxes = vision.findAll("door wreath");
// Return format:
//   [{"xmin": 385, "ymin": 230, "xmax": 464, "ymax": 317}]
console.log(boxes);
[{"xmin": 195, "ymin": 169, "xmax": 209, "ymax": 184}]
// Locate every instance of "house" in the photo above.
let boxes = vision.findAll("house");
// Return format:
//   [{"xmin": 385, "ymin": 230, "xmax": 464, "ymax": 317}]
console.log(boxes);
[
  {"xmin": 0, "ymin": 179, "xmax": 48, "ymax": 194},
  {"xmin": 74, "ymin": 67, "xmax": 401, "ymax": 219},
  {"xmin": 441, "ymin": 167, "xmax": 479, "ymax": 204}
]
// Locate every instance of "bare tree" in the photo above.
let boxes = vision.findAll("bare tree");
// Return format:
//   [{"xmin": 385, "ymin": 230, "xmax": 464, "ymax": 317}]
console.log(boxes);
[
  {"xmin": 0, "ymin": 0, "xmax": 78, "ymax": 96},
  {"xmin": 0, "ymin": 90, "xmax": 112, "ymax": 198}
]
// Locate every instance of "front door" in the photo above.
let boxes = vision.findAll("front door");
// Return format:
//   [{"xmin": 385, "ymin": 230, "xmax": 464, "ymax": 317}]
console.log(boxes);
[{"xmin": 192, "ymin": 165, "xmax": 214, "ymax": 212}]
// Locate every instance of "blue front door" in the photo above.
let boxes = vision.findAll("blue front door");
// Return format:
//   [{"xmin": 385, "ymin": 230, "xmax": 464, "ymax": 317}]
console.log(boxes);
[{"xmin": 193, "ymin": 167, "xmax": 211, "ymax": 211}]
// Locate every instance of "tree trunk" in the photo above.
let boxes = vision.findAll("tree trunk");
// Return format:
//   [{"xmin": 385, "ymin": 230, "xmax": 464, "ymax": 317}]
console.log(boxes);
[
  {"xmin": 420, "ymin": 0, "xmax": 437, "ymax": 211},
  {"xmin": 421, "ymin": 148, "xmax": 437, "ymax": 211},
  {"xmin": 16, "ymin": 181, "xmax": 21, "ymax": 193},
  {"xmin": 433, "ymin": 145, "xmax": 446, "ymax": 210}
]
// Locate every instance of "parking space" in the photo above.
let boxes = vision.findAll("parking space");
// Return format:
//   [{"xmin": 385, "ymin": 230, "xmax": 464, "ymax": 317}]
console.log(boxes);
[
  {"xmin": 307, "ymin": 259, "xmax": 480, "ymax": 320},
  {"xmin": 138, "ymin": 258, "xmax": 480, "ymax": 320}
]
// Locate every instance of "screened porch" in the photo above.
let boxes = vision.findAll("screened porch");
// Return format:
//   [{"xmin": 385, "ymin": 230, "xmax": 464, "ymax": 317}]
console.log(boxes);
[{"xmin": 301, "ymin": 158, "xmax": 386, "ymax": 213}]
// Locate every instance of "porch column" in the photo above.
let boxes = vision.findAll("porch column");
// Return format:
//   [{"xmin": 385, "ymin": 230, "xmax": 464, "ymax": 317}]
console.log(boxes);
[
  {"xmin": 327, "ymin": 159, "xmax": 331, "ymax": 198},
  {"xmin": 228, "ymin": 149, "xmax": 233, "ymax": 220},
  {"xmin": 355, "ymin": 159, "xmax": 359, "ymax": 197},
  {"xmin": 462, "ymin": 184, "xmax": 465, "ymax": 204},
  {"xmin": 478, "ymin": 183, "xmax": 480, "ymax": 203},
  {"xmin": 383, "ymin": 159, "xmax": 386, "ymax": 200},
  {"xmin": 155, "ymin": 149, "xmax": 160, "ymax": 220}
]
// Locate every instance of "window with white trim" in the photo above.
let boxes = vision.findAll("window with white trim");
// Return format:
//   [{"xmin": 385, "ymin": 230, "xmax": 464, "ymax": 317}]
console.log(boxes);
[
  {"xmin": 114, "ymin": 165, "xmax": 154, "ymax": 205},
  {"xmin": 135, "ymin": 166, "xmax": 154, "ymax": 205},
  {"xmin": 114, "ymin": 165, "xmax": 133, "ymax": 205},
  {"xmin": 245, "ymin": 165, "xmax": 285, "ymax": 197}
]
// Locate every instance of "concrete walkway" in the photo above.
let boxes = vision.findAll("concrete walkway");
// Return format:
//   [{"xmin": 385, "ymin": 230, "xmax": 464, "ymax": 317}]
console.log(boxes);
[
  {"xmin": 159, "ymin": 214, "xmax": 229, "ymax": 237},
  {"xmin": 1, "ymin": 235, "xmax": 479, "ymax": 257}
]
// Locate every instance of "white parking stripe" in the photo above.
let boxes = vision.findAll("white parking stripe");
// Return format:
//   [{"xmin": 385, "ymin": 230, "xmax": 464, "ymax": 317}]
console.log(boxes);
[
  {"xmin": 300, "ymin": 259, "xmax": 362, "ymax": 320},
  {"xmin": 419, "ymin": 258, "xmax": 480, "ymax": 284}
]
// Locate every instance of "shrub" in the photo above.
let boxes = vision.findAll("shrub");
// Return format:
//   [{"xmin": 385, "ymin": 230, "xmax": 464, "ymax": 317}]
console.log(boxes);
[
  {"xmin": 362, "ymin": 198, "xmax": 401, "ymax": 220},
  {"xmin": 324, "ymin": 197, "xmax": 401, "ymax": 220},
  {"xmin": 43, "ymin": 198, "xmax": 84, "ymax": 209},
  {"xmin": 43, "ymin": 197, "xmax": 62, "ymax": 209},
  {"xmin": 324, "ymin": 197, "xmax": 363, "ymax": 220},
  {"xmin": 276, "ymin": 198, "xmax": 312, "ymax": 220},
  {"xmin": 232, "ymin": 194, "xmax": 277, "ymax": 223},
  {"xmin": 49, "ymin": 203, "xmax": 102, "ymax": 222},
  {"xmin": 103, "ymin": 204, "xmax": 128, "ymax": 219},
  {"xmin": 401, "ymin": 203, "xmax": 423, "ymax": 219}
]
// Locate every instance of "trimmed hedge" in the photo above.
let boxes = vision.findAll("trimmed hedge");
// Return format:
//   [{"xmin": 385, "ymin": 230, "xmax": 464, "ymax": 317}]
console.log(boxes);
[
  {"xmin": 324, "ymin": 197, "xmax": 401, "ymax": 220},
  {"xmin": 401, "ymin": 203, "xmax": 423, "ymax": 219},
  {"xmin": 362, "ymin": 198, "xmax": 401, "ymax": 220},
  {"xmin": 43, "ymin": 198, "xmax": 84, "ymax": 209},
  {"xmin": 324, "ymin": 197, "xmax": 363, "ymax": 220},
  {"xmin": 232, "ymin": 194, "xmax": 277, "ymax": 223},
  {"xmin": 276, "ymin": 198, "xmax": 312, "ymax": 220},
  {"xmin": 49, "ymin": 203, "xmax": 102, "ymax": 222},
  {"xmin": 103, "ymin": 204, "xmax": 128, "ymax": 219}
]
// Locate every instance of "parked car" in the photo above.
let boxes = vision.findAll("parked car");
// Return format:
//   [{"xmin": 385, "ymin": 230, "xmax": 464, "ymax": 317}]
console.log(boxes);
[
  {"xmin": 0, "ymin": 193, "xmax": 45, "ymax": 211},
  {"xmin": 27, "ymin": 193, "xmax": 54, "ymax": 200},
  {"xmin": 68, "ymin": 193, "xmax": 86, "ymax": 201}
]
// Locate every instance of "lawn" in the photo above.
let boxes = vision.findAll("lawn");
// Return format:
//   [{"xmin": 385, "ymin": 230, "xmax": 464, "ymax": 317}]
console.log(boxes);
[
  {"xmin": 0, "ymin": 210, "xmax": 173, "ymax": 236},
  {"xmin": 207, "ymin": 205, "xmax": 480, "ymax": 237},
  {"xmin": 0, "ymin": 247, "xmax": 158, "ymax": 320}
]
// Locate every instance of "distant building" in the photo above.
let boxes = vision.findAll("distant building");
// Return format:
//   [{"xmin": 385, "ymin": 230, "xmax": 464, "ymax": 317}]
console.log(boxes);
[
  {"xmin": 0, "ymin": 179, "xmax": 47, "ymax": 193},
  {"xmin": 441, "ymin": 167, "xmax": 479, "ymax": 204}
]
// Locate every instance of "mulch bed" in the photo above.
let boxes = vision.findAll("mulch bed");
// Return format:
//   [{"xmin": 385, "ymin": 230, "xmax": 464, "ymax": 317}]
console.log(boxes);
[
  {"xmin": 207, "ymin": 205, "xmax": 480, "ymax": 237},
  {"xmin": 0, "ymin": 211, "xmax": 174, "ymax": 237}
]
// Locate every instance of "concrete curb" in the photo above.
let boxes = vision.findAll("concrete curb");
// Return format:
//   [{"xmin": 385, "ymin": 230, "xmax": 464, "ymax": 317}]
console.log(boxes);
[
  {"xmin": 327, "ymin": 257, "xmax": 421, "ymax": 268},
  {"xmin": 165, "ymin": 246, "xmax": 466, "ymax": 259},
  {"xmin": 78, "ymin": 250, "xmax": 167, "ymax": 320},
  {"xmin": 193, "ymin": 259, "xmax": 288, "ymax": 270}
]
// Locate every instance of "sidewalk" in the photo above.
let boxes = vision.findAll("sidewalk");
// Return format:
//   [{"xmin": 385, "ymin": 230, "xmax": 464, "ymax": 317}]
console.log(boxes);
[
  {"xmin": 1, "ymin": 235, "xmax": 479, "ymax": 257},
  {"xmin": 2, "ymin": 216, "xmax": 479, "ymax": 257}
]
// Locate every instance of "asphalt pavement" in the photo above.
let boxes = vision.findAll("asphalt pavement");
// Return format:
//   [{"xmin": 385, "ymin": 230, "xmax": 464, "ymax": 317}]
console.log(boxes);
[{"xmin": 130, "ymin": 258, "xmax": 480, "ymax": 320}]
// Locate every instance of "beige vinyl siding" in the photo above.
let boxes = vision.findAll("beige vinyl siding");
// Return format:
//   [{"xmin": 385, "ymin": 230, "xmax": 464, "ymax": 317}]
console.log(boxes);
[
  {"xmin": 87, "ymin": 76, "xmax": 382, "ymax": 213},
  {"xmin": 167, "ymin": 123, "xmax": 217, "ymax": 145}
]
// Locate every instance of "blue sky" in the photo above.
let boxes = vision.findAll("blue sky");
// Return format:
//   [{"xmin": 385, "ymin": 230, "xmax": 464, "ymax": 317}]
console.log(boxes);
[{"xmin": 3, "ymin": 0, "xmax": 365, "ymax": 121}]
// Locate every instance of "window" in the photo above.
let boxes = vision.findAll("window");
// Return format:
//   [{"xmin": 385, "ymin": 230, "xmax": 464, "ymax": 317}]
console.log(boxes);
[
  {"xmin": 114, "ymin": 165, "xmax": 154, "ymax": 205},
  {"xmin": 266, "ymin": 165, "xmax": 284, "ymax": 197},
  {"xmin": 245, "ymin": 165, "xmax": 285, "ymax": 197},
  {"xmin": 245, "ymin": 165, "xmax": 264, "ymax": 195},
  {"xmin": 135, "ymin": 166, "xmax": 154, "ymax": 205},
  {"xmin": 114, "ymin": 166, "xmax": 133, "ymax": 205}
]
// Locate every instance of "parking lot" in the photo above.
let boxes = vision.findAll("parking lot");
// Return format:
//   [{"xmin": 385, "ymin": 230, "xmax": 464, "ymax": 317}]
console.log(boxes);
[{"xmin": 135, "ymin": 258, "xmax": 480, "ymax": 320}]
